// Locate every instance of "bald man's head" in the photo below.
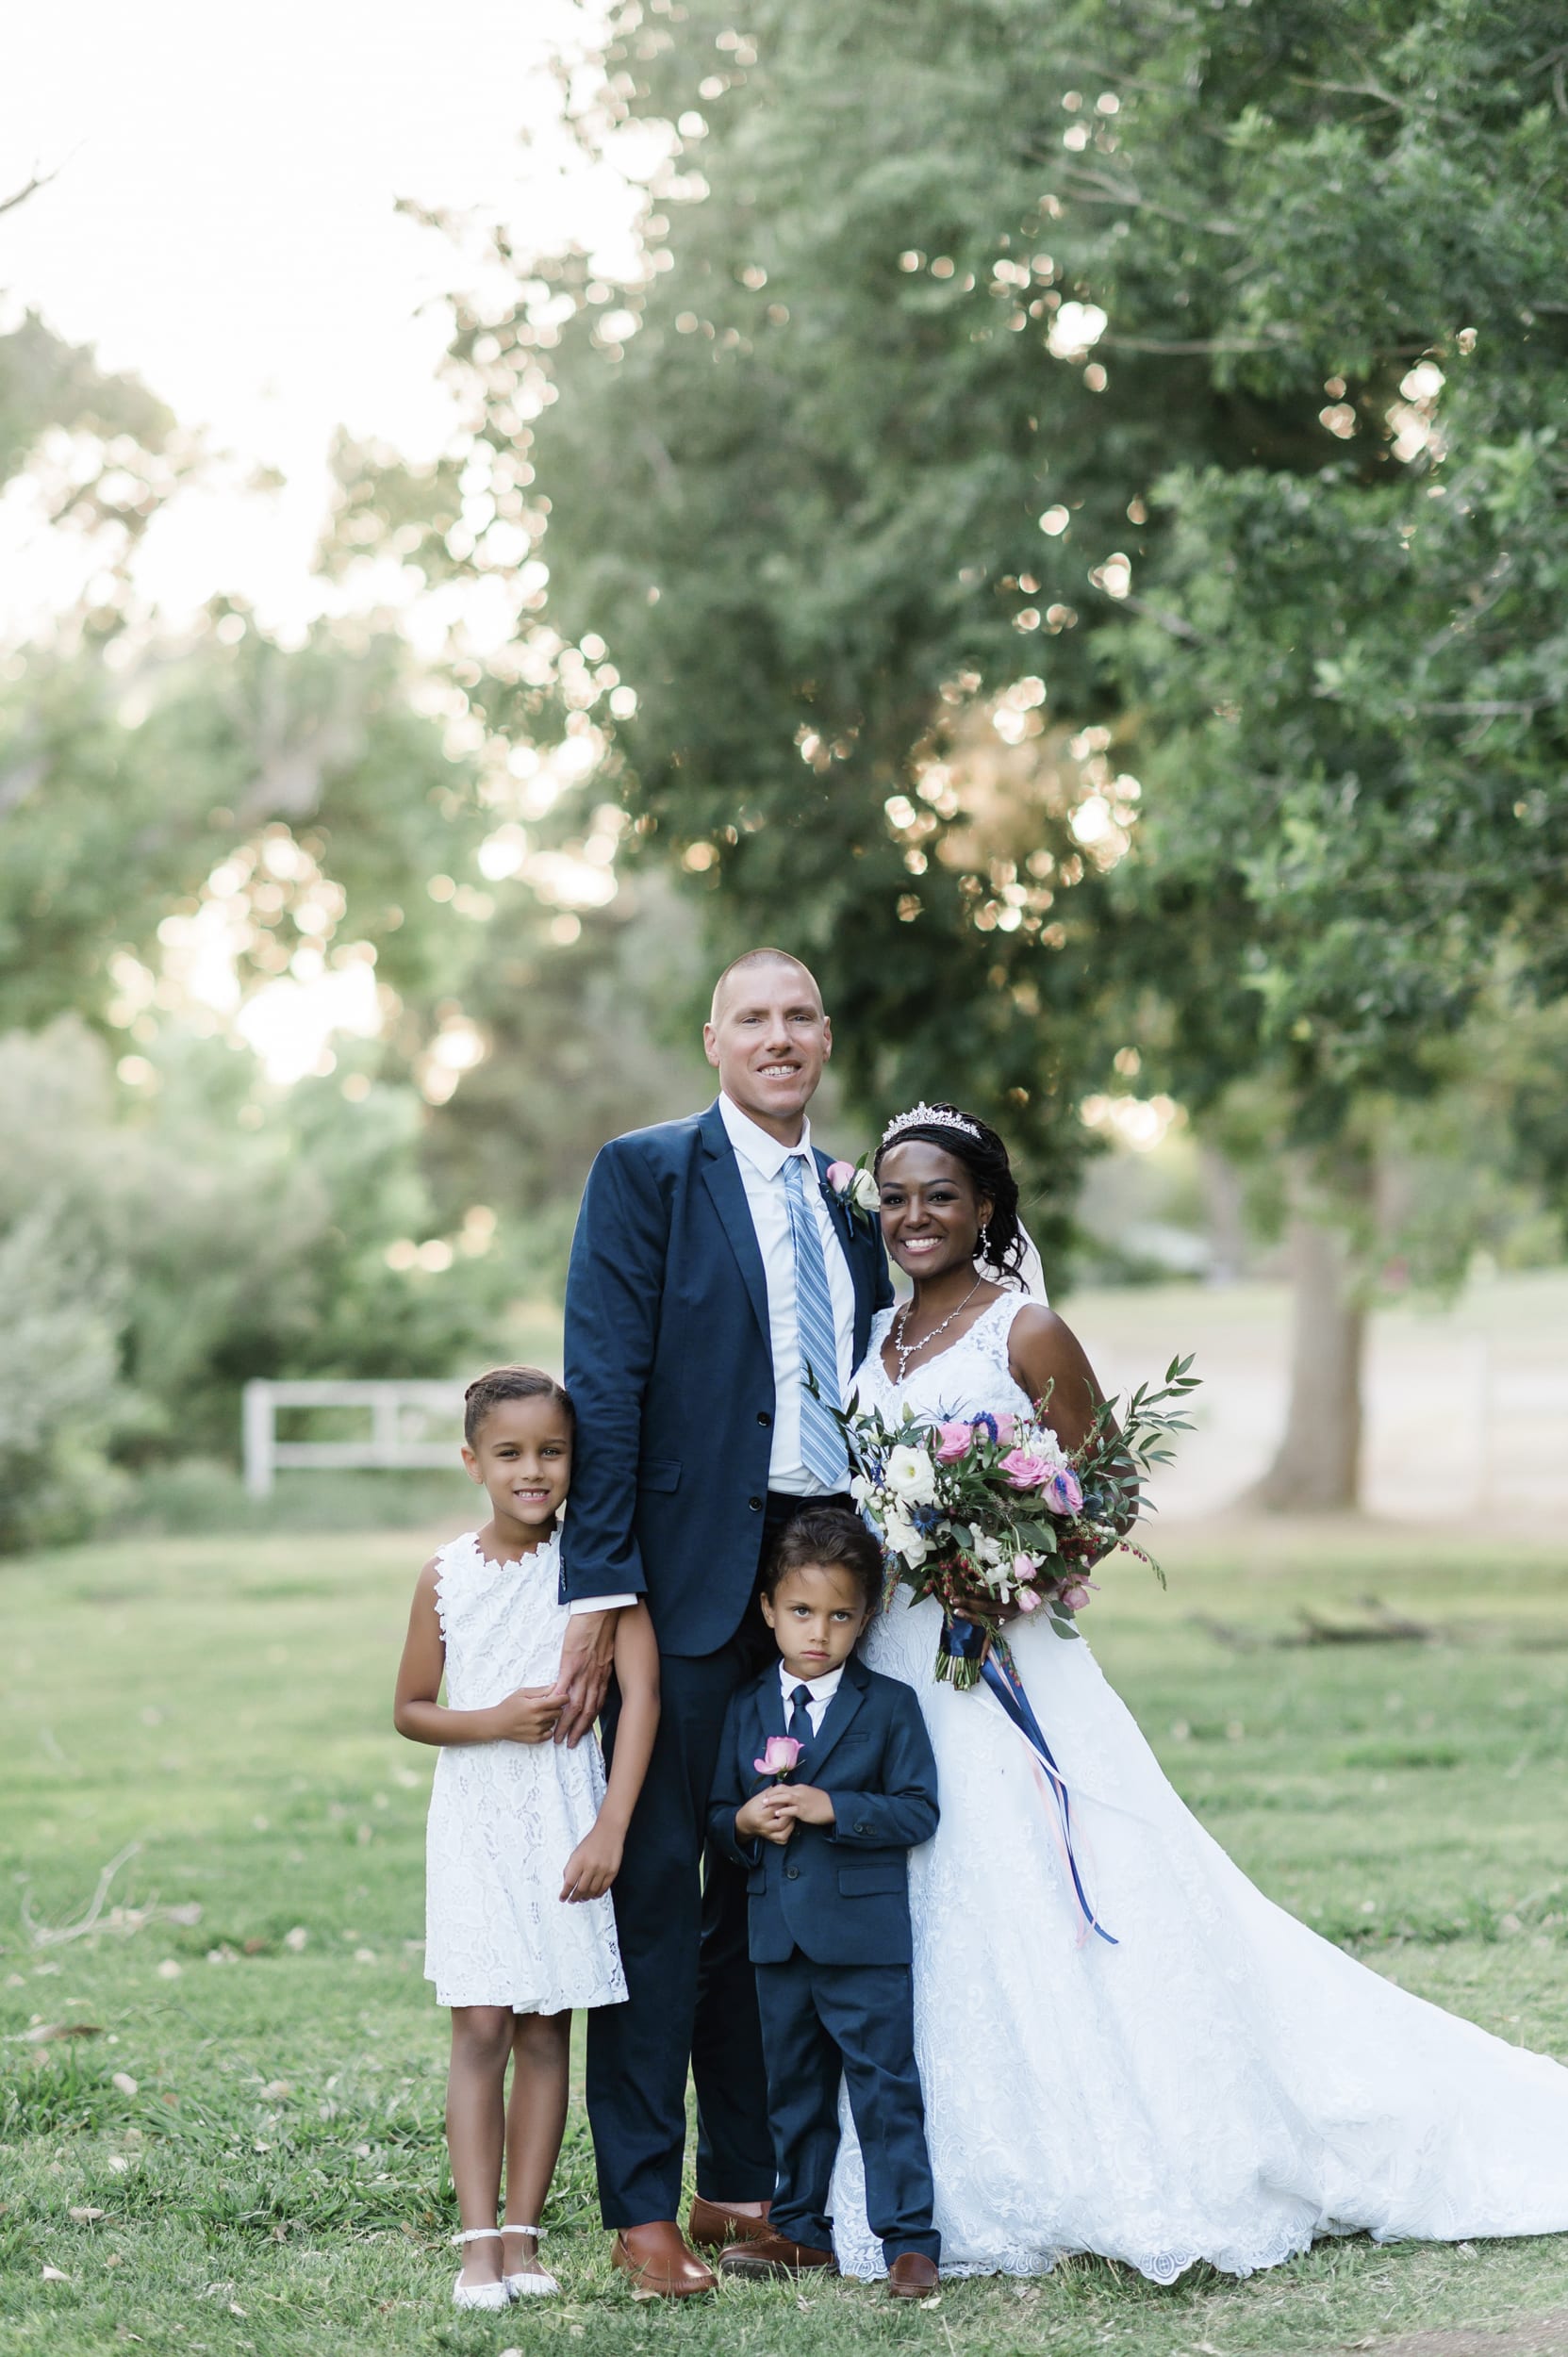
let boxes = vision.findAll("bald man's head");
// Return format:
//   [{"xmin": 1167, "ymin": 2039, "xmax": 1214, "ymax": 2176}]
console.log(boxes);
[
  {"xmin": 709, "ymin": 948, "xmax": 822, "ymax": 1026},
  {"xmin": 704, "ymin": 949, "xmax": 831, "ymax": 1144}
]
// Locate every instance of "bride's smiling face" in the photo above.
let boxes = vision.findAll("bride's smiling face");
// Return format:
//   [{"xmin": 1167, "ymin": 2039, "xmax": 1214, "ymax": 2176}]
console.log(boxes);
[{"xmin": 876, "ymin": 1142, "xmax": 993, "ymax": 1284}]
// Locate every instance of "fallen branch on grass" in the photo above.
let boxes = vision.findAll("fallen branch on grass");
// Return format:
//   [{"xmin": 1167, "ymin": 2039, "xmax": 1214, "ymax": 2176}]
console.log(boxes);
[
  {"xmin": 18, "ymin": 1846, "xmax": 204, "ymax": 1951},
  {"xmin": 1295, "ymin": 1597, "xmax": 1436, "ymax": 1645}
]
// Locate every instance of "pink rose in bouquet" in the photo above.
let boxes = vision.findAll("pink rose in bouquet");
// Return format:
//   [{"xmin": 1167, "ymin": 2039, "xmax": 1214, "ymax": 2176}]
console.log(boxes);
[
  {"xmin": 1000, "ymin": 1444, "xmax": 1062, "ymax": 1491},
  {"xmin": 1059, "ymin": 1578, "xmax": 1097, "ymax": 1613},
  {"xmin": 752, "ymin": 1736, "xmax": 802, "ymax": 1780},
  {"xmin": 1043, "ymin": 1466, "xmax": 1084, "ymax": 1515},
  {"xmin": 934, "ymin": 1420, "xmax": 976, "ymax": 1462}
]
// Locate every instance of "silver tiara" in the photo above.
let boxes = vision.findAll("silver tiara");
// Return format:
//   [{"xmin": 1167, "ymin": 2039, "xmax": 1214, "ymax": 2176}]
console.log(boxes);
[{"xmin": 880, "ymin": 1102, "xmax": 982, "ymax": 1146}]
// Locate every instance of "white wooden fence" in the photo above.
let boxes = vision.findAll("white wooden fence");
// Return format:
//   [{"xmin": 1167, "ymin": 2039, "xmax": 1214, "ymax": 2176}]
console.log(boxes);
[{"xmin": 241, "ymin": 1379, "xmax": 466, "ymax": 1499}]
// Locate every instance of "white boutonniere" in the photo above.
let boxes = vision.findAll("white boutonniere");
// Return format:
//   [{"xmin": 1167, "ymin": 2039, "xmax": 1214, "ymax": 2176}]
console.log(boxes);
[{"xmin": 822, "ymin": 1154, "xmax": 881, "ymax": 1231}]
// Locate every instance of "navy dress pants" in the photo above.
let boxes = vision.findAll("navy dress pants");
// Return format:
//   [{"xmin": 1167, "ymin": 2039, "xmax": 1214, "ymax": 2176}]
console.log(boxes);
[
  {"xmin": 587, "ymin": 1492, "xmax": 842, "ymax": 2227},
  {"xmin": 754, "ymin": 1955, "xmax": 940, "ymax": 2266}
]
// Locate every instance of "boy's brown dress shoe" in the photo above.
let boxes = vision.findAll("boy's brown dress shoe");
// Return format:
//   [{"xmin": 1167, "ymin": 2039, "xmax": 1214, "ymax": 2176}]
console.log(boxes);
[
  {"xmin": 717, "ymin": 2228, "xmax": 837, "ymax": 2280},
  {"xmin": 687, "ymin": 2195, "xmax": 772, "ymax": 2250},
  {"xmin": 885, "ymin": 2251, "xmax": 940, "ymax": 2298},
  {"xmin": 610, "ymin": 2222, "xmax": 717, "ymax": 2298}
]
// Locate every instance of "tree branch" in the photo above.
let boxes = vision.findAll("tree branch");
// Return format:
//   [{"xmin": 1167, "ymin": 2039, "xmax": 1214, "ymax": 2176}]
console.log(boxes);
[
  {"xmin": 1098, "ymin": 330, "xmax": 1298, "ymax": 354},
  {"xmin": 1116, "ymin": 590, "xmax": 1204, "ymax": 643},
  {"xmin": 1414, "ymin": 698, "xmax": 1553, "ymax": 717},
  {"xmin": 1054, "ymin": 166, "xmax": 1244, "ymax": 239},
  {"xmin": 0, "ymin": 167, "xmax": 58, "ymax": 221}
]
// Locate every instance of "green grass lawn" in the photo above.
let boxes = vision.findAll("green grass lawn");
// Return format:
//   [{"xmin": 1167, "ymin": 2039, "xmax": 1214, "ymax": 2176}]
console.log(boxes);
[{"xmin": 4, "ymin": 1514, "xmax": 1568, "ymax": 2355}]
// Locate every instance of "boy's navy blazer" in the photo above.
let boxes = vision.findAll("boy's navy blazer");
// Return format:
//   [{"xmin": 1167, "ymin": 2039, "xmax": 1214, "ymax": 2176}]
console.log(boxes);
[
  {"xmin": 561, "ymin": 1100, "xmax": 893, "ymax": 1655},
  {"xmin": 708, "ymin": 1655, "xmax": 939, "ymax": 1967}
]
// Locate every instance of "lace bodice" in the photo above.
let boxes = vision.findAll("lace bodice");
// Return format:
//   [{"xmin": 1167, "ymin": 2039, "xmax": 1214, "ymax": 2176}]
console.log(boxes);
[
  {"xmin": 434, "ymin": 1528, "xmax": 567, "ymax": 1709},
  {"xmin": 850, "ymin": 1290, "xmax": 1039, "ymax": 1429}
]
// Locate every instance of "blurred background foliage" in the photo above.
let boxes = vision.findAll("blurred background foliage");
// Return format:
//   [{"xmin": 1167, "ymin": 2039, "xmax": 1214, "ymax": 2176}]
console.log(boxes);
[{"xmin": 3, "ymin": 0, "xmax": 1567, "ymax": 1545}]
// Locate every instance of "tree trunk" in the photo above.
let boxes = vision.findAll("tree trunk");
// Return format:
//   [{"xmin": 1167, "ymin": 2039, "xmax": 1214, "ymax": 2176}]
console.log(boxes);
[
  {"xmin": 1197, "ymin": 1144, "xmax": 1247, "ymax": 1284},
  {"xmin": 1253, "ymin": 1211, "xmax": 1366, "ymax": 1512}
]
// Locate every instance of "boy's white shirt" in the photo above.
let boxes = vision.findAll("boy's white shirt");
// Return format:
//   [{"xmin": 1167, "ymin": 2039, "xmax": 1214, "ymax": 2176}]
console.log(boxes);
[
  {"xmin": 568, "ymin": 1092, "xmax": 858, "ymax": 1619},
  {"xmin": 777, "ymin": 1658, "xmax": 844, "ymax": 1736}
]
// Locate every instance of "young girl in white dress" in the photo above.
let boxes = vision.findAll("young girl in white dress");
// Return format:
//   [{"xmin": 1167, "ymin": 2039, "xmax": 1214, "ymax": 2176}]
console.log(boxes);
[
  {"xmin": 829, "ymin": 1103, "xmax": 1568, "ymax": 2284},
  {"xmin": 394, "ymin": 1366, "xmax": 658, "ymax": 2310}
]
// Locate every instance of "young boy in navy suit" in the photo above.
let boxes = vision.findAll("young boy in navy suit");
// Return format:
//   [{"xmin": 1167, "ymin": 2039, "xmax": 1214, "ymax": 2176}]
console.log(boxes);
[{"xmin": 708, "ymin": 1506, "xmax": 941, "ymax": 2297}]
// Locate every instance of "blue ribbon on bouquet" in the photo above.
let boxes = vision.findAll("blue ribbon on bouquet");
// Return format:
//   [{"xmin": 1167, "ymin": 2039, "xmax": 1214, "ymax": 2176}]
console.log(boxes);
[{"xmin": 944, "ymin": 1617, "xmax": 1117, "ymax": 1948}]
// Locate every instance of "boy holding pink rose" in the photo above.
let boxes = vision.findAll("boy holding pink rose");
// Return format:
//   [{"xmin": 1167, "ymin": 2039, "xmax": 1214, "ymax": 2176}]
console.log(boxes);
[{"xmin": 707, "ymin": 1507, "xmax": 942, "ymax": 2297}]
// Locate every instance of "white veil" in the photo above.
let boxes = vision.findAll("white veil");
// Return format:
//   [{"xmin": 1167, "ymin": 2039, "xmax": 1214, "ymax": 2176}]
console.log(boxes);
[{"xmin": 976, "ymin": 1219, "xmax": 1048, "ymax": 1306}]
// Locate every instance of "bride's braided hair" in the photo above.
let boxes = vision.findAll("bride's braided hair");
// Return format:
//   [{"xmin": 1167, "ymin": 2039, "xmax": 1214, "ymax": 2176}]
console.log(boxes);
[{"xmin": 872, "ymin": 1103, "xmax": 1028, "ymax": 1287}]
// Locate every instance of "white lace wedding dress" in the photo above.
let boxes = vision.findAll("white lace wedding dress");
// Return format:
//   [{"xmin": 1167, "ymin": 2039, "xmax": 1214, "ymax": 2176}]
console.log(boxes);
[{"xmin": 828, "ymin": 1294, "xmax": 1568, "ymax": 2282}]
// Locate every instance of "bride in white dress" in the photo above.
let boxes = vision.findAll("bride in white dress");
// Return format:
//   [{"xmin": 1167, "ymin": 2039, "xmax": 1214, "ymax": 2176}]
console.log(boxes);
[{"xmin": 829, "ymin": 1101, "xmax": 1568, "ymax": 2283}]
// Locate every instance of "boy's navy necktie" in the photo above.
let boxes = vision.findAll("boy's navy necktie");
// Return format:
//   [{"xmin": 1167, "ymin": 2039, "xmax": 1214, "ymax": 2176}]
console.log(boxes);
[{"xmin": 788, "ymin": 1683, "xmax": 814, "ymax": 1748}]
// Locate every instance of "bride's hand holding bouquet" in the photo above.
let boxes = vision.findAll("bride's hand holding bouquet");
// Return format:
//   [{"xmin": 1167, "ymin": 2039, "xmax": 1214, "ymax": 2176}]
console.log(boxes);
[{"xmin": 832, "ymin": 1359, "xmax": 1198, "ymax": 1686}]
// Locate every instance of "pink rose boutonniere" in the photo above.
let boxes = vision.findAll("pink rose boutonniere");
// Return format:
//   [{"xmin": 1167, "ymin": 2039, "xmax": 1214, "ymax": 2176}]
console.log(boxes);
[
  {"xmin": 753, "ymin": 1736, "xmax": 802, "ymax": 1781},
  {"xmin": 823, "ymin": 1154, "xmax": 882, "ymax": 1232}
]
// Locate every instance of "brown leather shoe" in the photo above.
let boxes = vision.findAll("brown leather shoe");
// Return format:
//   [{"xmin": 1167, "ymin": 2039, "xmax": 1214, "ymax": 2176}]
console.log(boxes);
[
  {"xmin": 885, "ymin": 2251, "xmax": 940, "ymax": 2298},
  {"xmin": 718, "ymin": 2228, "xmax": 836, "ymax": 2280},
  {"xmin": 687, "ymin": 2195, "xmax": 772, "ymax": 2250},
  {"xmin": 611, "ymin": 2222, "xmax": 717, "ymax": 2299}
]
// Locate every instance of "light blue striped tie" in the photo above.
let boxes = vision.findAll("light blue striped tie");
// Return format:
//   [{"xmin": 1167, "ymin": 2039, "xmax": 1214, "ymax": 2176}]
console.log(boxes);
[{"xmin": 782, "ymin": 1152, "xmax": 848, "ymax": 1487}]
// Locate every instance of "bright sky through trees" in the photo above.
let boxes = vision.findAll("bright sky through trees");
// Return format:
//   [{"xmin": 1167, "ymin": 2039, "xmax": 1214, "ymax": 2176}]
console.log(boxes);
[{"xmin": 0, "ymin": 0, "xmax": 625, "ymax": 635}]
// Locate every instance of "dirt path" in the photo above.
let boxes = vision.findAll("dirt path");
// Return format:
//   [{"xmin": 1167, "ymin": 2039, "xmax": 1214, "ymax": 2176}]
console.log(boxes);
[{"xmin": 1343, "ymin": 2310, "xmax": 1568, "ymax": 2357}]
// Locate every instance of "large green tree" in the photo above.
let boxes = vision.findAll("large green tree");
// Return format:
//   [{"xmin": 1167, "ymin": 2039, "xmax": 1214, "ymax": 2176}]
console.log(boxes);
[{"xmin": 366, "ymin": 0, "xmax": 1567, "ymax": 1502}]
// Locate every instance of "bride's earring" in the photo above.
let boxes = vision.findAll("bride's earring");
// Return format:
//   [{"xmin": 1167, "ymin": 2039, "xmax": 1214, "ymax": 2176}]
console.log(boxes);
[{"xmin": 978, "ymin": 1220, "xmax": 993, "ymax": 1261}]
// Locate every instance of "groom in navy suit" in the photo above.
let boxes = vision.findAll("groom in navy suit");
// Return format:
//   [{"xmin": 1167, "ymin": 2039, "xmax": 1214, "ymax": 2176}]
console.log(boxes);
[{"xmin": 553, "ymin": 949, "xmax": 893, "ymax": 2297}]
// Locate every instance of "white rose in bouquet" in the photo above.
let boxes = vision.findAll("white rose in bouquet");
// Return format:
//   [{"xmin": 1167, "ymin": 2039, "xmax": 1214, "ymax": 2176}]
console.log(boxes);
[
  {"xmin": 883, "ymin": 1503, "xmax": 929, "ymax": 1568},
  {"xmin": 884, "ymin": 1442, "xmax": 937, "ymax": 1506}
]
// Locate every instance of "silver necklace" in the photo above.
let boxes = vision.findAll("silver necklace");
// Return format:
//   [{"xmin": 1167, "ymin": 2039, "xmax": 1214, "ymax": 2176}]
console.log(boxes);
[{"xmin": 890, "ymin": 1277, "xmax": 983, "ymax": 1382}]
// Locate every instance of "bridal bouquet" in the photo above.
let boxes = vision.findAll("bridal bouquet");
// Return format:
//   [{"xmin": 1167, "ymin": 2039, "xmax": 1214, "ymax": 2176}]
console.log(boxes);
[{"xmin": 832, "ymin": 1360, "xmax": 1198, "ymax": 1687}]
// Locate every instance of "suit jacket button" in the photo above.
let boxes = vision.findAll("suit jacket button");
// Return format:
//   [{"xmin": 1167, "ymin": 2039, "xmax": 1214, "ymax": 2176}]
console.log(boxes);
[
  {"xmin": 784, "ymin": 1866, "xmax": 800, "ymax": 1880},
  {"xmin": 757, "ymin": 1410, "xmax": 772, "ymax": 1427},
  {"xmin": 749, "ymin": 1495, "xmax": 763, "ymax": 1511},
  {"xmin": 855, "ymin": 1822, "xmax": 870, "ymax": 1835}
]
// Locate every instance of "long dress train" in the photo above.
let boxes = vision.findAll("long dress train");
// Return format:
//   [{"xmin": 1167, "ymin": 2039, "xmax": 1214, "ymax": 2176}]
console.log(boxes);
[{"xmin": 828, "ymin": 1294, "xmax": 1568, "ymax": 2282}]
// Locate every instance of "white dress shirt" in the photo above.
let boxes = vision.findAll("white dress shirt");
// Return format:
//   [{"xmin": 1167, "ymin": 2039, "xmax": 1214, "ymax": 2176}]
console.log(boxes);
[
  {"xmin": 717, "ymin": 1092, "xmax": 857, "ymax": 1494},
  {"xmin": 568, "ymin": 1095, "xmax": 859, "ymax": 1618},
  {"xmin": 778, "ymin": 1659, "xmax": 845, "ymax": 1736}
]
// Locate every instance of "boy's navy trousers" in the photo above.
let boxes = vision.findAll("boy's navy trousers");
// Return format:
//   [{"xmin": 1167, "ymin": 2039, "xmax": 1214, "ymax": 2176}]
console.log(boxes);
[{"xmin": 754, "ymin": 1952, "xmax": 939, "ymax": 2266}]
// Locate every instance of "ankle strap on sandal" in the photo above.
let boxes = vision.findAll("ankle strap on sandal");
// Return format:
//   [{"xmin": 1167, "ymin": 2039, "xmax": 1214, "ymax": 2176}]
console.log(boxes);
[
  {"xmin": 452, "ymin": 2227, "xmax": 503, "ymax": 2245},
  {"xmin": 501, "ymin": 2221, "xmax": 546, "ymax": 2236}
]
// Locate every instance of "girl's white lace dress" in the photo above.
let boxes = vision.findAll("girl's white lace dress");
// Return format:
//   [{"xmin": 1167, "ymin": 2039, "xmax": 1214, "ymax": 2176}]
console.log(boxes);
[
  {"xmin": 423, "ymin": 1529, "xmax": 626, "ymax": 2014},
  {"xmin": 829, "ymin": 1294, "xmax": 1568, "ymax": 2282}
]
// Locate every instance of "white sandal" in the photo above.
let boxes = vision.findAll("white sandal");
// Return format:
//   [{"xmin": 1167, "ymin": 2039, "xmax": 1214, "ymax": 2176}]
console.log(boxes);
[
  {"xmin": 502, "ymin": 2221, "xmax": 560, "ymax": 2298},
  {"xmin": 451, "ymin": 2225, "xmax": 511, "ymax": 2310}
]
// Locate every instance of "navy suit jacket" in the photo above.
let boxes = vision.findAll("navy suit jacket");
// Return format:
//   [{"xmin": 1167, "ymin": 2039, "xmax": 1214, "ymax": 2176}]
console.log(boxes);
[
  {"xmin": 561, "ymin": 1101, "xmax": 893, "ymax": 1656},
  {"xmin": 708, "ymin": 1656, "xmax": 939, "ymax": 1967}
]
